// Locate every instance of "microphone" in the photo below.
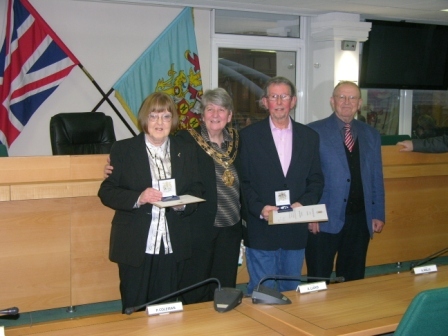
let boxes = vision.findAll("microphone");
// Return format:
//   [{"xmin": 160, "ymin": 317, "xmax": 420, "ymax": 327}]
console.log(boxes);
[
  {"xmin": 0, "ymin": 307, "xmax": 19, "ymax": 316},
  {"xmin": 252, "ymin": 275, "xmax": 344, "ymax": 305},
  {"xmin": 409, "ymin": 246, "xmax": 448, "ymax": 270},
  {"xmin": 124, "ymin": 278, "xmax": 242, "ymax": 315}
]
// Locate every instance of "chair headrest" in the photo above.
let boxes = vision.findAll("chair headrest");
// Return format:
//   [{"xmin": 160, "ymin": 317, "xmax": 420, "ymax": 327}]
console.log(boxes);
[{"xmin": 50, "ymin": 112, "xmax": 116, "ymax": 155}]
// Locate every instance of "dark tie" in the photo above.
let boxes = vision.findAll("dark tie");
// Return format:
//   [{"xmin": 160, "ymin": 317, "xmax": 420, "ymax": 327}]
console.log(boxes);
[{"xmin": 344, "ymin": 123, "xmax": 354, "ymax": 152}]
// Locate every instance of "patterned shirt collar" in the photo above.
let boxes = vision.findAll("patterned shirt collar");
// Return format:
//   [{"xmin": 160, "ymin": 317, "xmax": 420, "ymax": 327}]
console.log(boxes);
[
  {"xmin": 200, "ymin": 124, "xmax": 231, "ymax": 148},
  {"xmin": 145, "ymin": 135, "xmax": 169, "ymax": 153}
]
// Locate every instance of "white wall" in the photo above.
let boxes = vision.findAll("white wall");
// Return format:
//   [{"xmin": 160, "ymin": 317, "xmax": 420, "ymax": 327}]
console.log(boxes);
[
  {"xmin": 308, "ymin": 13, "xmax": 370, "ymax": 123},
  {"xmin": 7, "ymin": 0, "xmax": 211, "ymax": 156},
  {"xmin": 5, "ymin": 1, "xmax": 371, "ymax": 156}
]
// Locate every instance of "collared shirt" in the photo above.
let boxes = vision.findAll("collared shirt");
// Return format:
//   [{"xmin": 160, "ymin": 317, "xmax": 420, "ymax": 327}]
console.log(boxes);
[
  {"xmin": 269, "ymin": 116, "xmax": 293, "ymax": 177},
  {"xmin": 145, "ymin": 137, "xmax": 173, "ymax": 255}
]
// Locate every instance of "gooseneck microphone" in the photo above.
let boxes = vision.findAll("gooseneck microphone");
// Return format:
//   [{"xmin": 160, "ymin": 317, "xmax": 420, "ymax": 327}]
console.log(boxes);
[
  {"xmin": 409, "ymin": 246, "xmax": 448, "ymax": 270},
  {"xmin": 252, "ymin": 274, "xmax": 344, "ymax": 305},
  {"xmin": 124, "ymin": 278, "xmax": 242, "ymax": 315},
  {"xmin": 0, "ymin": 307, "xmax": 19, "ymax": 316}
]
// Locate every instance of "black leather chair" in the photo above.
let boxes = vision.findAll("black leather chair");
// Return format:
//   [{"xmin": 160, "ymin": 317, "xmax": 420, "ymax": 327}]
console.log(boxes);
[{"xmin": 50, "ymin": 112, "xmax": 116, "ymax": 155}]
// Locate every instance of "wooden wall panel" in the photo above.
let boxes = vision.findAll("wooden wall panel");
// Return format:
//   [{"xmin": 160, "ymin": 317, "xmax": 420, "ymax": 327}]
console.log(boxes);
[
  {"xmin": 0, "ymin": 155, "xmax": 109, "ymax": 313},
  {"xmin": 367, "ymin": 175, "xmax": 448, "ymax": 265},
  {"xmin": 71, "ymin": 197, "xmax": 119, "ymax": 305},
  {"xmin": 0, "ymin": 199, "xmax": 71, "ymax": 311},
  {"xmin": 0, "ymin": 156, "xmax": 70, "ymax": 184}
]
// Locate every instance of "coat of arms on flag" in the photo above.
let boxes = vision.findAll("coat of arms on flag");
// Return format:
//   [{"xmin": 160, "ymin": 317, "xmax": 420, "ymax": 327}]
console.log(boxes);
[{"xmin": 113, "ymin": 7, "xmax": 203, "ymax": 130}]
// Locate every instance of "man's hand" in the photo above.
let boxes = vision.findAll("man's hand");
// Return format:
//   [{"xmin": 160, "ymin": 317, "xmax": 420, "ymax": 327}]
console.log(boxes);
[
  {"xmin": 308, "ymin": 222, "xmax": 319, "ymax": 234},
  {"xmin": 261, "ymin": 205, "xmax": 278, "ymax": 221},
  {"xmin": 373, "ymin": 219, "xmax": 385, "ymax": 233},
  {"xmin": 397, "ymin": 140, "xmax": 413, "ymax": 152}
]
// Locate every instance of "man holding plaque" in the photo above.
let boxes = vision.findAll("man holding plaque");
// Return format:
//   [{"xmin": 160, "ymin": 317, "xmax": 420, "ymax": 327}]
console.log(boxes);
[
  {"xmin": 240, "ymin": 76, "xmax": 324, "ymax": 295},
  {"xmin": 305, "ymin": 81, "xmax": 385, "ymax": 282}
]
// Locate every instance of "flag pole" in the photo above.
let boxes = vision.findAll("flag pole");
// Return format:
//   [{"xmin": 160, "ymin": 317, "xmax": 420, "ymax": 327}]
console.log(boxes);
[
  {"xmin": 91, "ymin": 89, "xmax": 111, "ymax": 113},
  {"xmin": 79, "ymin": 65, "xmax": 137, "ymax": 136}
]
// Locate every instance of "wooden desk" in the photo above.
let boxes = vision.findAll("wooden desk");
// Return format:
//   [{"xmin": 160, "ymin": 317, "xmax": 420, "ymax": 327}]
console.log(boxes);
[
  {"xmin": 5, "ymin": 302, "xmax": 285, "ymax": 336},
  {"xmin": 239, "ymin": 266, "xmax": 448, "ymax": 335},
  {"xmin": 5, "ymin": 267, "xmax": 448, "ymax": 336}
]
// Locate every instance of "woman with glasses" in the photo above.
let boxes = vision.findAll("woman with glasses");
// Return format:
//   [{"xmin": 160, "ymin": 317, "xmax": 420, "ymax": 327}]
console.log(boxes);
[
  {"xmin": 98, "ymin": 92, "xmax": 203, "ymax": 313},
  {"xmin": 176, "ymin": 88, "xmax": 243, "ymax": 304}
]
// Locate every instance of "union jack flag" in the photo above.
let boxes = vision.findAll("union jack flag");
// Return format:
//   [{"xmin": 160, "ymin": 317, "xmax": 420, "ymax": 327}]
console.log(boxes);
[{"xmin": 0, "ymin": 0, "xmax": 79, "ymax": 147}]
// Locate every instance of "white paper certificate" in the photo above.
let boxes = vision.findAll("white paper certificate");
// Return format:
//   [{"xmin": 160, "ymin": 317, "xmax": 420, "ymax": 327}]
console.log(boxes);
[
  {"xmin": 268, "ymin": 204, "xmax": 328, "ymax": 225},
  {"xmin": 153, "ymin": 194, "xmax": 205, "ymax": 208}
]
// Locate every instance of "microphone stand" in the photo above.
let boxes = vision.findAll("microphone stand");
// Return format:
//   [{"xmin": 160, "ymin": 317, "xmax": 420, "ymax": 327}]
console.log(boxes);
[
  {"xmin": 409, "ymin": 246, "xmax": 448, "ymax": 270},
  {"xmin": 0, "ymin": 307, "xmax": 19, "ymax": 316},
  {"xmin": 252, "ymin": 274, "xmax": 344, "ymax": 305},
  {"xmin": 125, "ymin": 278, "xmax": 243, "ymax": 315}
]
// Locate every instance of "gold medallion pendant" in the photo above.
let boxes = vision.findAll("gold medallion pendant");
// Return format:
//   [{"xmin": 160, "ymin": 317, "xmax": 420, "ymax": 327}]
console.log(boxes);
[
  {"xmin": 222, "ymin": 169, "xmax": 235, "ymax": 186},
  {"xmin": 188, "ymin": 127, "xmax": 239, "ymax": 187}
]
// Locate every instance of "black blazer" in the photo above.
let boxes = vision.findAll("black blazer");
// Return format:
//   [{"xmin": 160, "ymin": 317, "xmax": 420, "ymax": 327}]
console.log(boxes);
[
  {"xmin": 98, "ymin": 133, "xmax": 203, "ymax": 267},
  {"xmin": 240, "ymin": 117, "xmax": 324, "ymax": 250},
  {"xmin": 176, "ymin": 127, "xmax": 244, "ymax": 243}
]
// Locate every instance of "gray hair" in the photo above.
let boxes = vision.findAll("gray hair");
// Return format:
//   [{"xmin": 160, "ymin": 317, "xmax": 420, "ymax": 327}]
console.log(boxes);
[
  {"xmin": 200, "ymin": 88, "xmax": 234, "ymax": 114},
  {"xmin": 333, "ymin": 81, "xmax": 361, "ymax": 98}
]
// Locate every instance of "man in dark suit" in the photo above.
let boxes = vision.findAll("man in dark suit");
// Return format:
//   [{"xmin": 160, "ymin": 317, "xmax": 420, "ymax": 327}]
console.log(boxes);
[
  {"xmin": 306, "ymin": 81, "xmax": 385, "ymax": 282},
  {"xmin": 240, "ymin": 77, "xmax": 324, "ymax": 294}
]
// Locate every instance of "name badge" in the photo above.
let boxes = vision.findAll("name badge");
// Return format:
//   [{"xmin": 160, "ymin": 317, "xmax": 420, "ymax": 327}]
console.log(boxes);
[
  {"xmin": 413, "ymin": 264, "xmax": 438, "ymax": 275},
  {"xmin": 275, "ymin": 190, "xmax": 292, "ymax": 212},
  {"xmin": 297, "ymin": 281, "xmax": 327, "ymax": 293},
  {"xmin": 146, "ymin": 301, "xmax": 183, "ymax": 316},
  {"xmin": 159, "ymin": 178, "xmax": 179, "ymax": 201}
]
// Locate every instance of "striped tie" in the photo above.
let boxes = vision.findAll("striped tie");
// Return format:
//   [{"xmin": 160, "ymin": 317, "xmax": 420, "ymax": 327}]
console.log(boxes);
[{"xmin": 344, "ymin": 123, "xmax": 354, "ymax": 152}]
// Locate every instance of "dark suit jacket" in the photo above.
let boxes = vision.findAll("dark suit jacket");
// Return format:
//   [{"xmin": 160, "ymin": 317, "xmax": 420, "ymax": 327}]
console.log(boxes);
[
  {"xmin": 308, "ymin": 113, "xmax": 385, "ymax": 236},
  {"xmin": 413, "ymin": 134, "xmax": 448, "ymax": 153},
  {"xmin": 98, "ymin": 133, "xmax": 203, "ymax": 267},
  {"xmin": 240, "ymin": 117, "xmax": 324, "ymax": 250}
]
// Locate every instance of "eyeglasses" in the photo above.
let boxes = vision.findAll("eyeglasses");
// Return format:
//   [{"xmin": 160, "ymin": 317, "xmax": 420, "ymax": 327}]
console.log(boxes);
[
  {"xmin": 267, "ymin": 94, "xmax": 291, "ymax": 101},
  {"xmin": 148, "ymin": 113, "xmax": 172, "ymax": 123},
  {"xmin": 333, "ymin": 95, "xmax": 359, "ymax": 102}
]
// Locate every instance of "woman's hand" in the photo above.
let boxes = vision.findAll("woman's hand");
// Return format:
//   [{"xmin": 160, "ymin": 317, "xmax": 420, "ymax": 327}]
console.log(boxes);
[
  {"xmin": 104, "ymin": 156, "xmax": 113, "ymax": 178},
  {"xmin": 138, "ymin": 188, "xmax": 163, "ymax": 205}
]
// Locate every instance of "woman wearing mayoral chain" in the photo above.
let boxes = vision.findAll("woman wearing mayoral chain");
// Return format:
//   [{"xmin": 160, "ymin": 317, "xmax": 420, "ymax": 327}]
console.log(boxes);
[{"xmin": 177, "ymin": 88, "xmax": 243, "ymax": 304}]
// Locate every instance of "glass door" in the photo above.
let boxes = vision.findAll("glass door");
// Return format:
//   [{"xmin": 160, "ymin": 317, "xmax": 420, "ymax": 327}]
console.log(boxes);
[{"xmin": 218, "ymin": 48, "xmax": 296, "ymax": 130}]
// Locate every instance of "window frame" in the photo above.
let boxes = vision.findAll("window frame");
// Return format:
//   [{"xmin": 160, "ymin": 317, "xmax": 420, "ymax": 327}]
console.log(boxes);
[{"xmin": 211, "ymin": 11, "xmax": 307, "ymax": 123}]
